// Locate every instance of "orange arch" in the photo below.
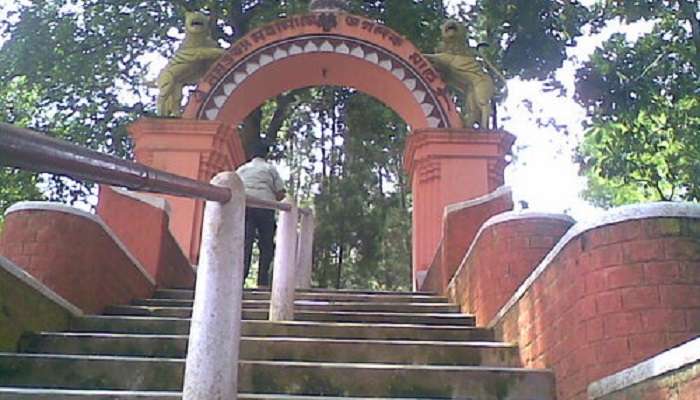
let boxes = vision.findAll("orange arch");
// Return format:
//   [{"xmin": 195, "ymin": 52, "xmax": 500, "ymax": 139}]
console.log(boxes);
[{"xmin": 183, "ymin": 12, "xmax": 462, "ymax": 130}]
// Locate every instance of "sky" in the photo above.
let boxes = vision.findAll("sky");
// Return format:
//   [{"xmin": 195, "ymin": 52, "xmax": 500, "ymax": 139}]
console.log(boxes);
[
  {"xmin": 0, "ymin": 0, "xmax": 656, "ymax": 222},
  {"xmin": 440, "ymin": 0, "xmax": 654, "ymax": 221}
]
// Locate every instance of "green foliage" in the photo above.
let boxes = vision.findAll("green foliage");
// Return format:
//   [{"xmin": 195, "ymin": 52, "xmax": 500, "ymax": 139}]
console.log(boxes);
[
  {"xmin": 0, "ymin": 0, "xmax": 441, "ymax": 289},
  {"xmin": 478, "ymin": 0, "xmax": 591, "ymax": 81},
  {"xmin": 4, "ymin": 0, "xmax": 670, "ymax": 287},
  {"xmin": 0, "ymin": 76, "xmax": 44, "ymax": 221},
  {"xmin": 308, "ymin": 92, "xmax": 412, "ymax": 290},
  {"xmin": 575, "ymin": 2, "xmax": 699, "ymax": 207}
]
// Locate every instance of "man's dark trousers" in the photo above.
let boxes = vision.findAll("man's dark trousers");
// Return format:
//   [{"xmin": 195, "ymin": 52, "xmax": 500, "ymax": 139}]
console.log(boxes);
[{"xmin": 243, "ymin": 207, "xmax": 276, "ymax": 287}]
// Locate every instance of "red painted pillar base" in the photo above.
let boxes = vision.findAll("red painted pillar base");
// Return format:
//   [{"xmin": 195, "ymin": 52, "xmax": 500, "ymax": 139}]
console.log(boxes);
[
  {"xmin": 404, "ymin": 128, "xmax": 516, "ymax": 289},
  {"xmin": 100, "ymin": 117, "xmax": 246, "ymax": 264}
]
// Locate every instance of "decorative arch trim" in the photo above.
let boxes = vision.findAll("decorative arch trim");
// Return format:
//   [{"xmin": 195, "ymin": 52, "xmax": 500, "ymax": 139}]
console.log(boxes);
[{"xmin": 183, "ymin": 13, "xmax": 462, "ymax": 130}]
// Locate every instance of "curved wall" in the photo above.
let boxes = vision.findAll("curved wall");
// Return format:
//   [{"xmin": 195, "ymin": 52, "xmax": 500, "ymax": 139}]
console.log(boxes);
[
  {"xmin": 97, "ymin": 186, "xmax": 195, "ymax": 289},
  {"xmin": 447, "ymin": 212, "xmax": 575, "ymax": 325},
  {"xmin": 0, "ymin": 202, "xmax": 155, "ymax": 314},
  {"xmin": 419, "ymin": 186, "xmax": 513, "ymax": 292},
  {"xmin": 490, "ymin": 203, "xmax": 700, "ymax": 400}
]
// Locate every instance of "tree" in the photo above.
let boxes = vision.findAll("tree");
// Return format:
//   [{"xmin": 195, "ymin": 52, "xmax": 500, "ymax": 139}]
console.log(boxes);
[
  {"xmin": 2, "ymin": 0, "xmax": 632, "ymax": 288},
  {"xmin": 0, "ymin": 76, "xmax": 45, "ymax": 222},
  {"xmin": 0, "ymin": 0, "xmax": 445, "ymax": 289},
  {"xmin": 575, "ymin": 0, "xmax": 699, "ymax": 206}
]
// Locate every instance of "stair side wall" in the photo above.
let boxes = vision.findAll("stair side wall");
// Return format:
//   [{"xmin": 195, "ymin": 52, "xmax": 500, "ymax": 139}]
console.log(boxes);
[
  {"xmin": 0, "ymin": 256, "xmax": 78, "ymax": 351},
  {"xmin": 589, "ymin": 337, "xmax": 700, "ymax": 400},
  {"xmin": 447, "ymin": 212, "xmax": 574, "ymax": 325},
  {"xmin": 420, "ymin": 186, "xmax": 513, "ymax": 292},
  {"xmin": 97, "ymin": 186, "xmax": 195, "ymax": 288},
  {"xmin": 489, "ymin": 204, "xmax": 700, "ymax": 400},
  {"xmin": 0, "ymin": 203, "xmax": 155, "ymax": 314}
]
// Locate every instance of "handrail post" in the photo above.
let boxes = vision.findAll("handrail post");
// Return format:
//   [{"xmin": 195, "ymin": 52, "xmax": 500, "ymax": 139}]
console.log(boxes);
[
  {"xmin": 269, "ymin": 200, "xmax": 298, "ymax": 321},
  {"xmin": 182, "ymin": 171, "xmax": 245, "ymax": 400},
  {"xmin": 296, "ymin": 210, "xmax": 315, "ymax": 289}
]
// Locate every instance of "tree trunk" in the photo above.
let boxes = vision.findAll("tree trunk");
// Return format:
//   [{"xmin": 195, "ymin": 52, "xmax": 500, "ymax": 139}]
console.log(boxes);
[
  {"xmin": 335, "ymin": 245, "xmax": 344, "ymax": 289},
  {"xmin": 678, "ymin": 0, "xmax": 700, "ymax": 64}
]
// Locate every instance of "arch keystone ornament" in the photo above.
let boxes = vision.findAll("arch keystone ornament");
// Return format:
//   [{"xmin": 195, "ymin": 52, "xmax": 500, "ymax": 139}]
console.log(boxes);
[{"xmin": 116, "ymin": 12, "xmax": 515, "ymax": 280}]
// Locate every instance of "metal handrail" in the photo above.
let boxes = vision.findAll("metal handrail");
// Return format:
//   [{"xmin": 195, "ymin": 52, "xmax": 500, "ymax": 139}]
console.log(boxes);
[
  {"xmin": 0, "ymin": 122, "xmax": 315, "ymax": 400},
  {"xmin": 0, "ymin": 122, "xmax": 231, "ymax": 202},
  {"xmin": 247, "ymin": 195, "xmax": 292, "ymax": 212},
  {"xmin": 0, "ymin": 122, "xmax": 296, "ymax": 212}
]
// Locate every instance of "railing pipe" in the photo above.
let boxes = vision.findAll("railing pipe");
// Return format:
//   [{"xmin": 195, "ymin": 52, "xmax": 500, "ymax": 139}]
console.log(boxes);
[
  {"xmin": 182, "ymin": 171, "xmax": 245, "ymax": 400},
  {"xmin": 296, "ymin": 209, "xmax": 315, "ymax": 289},
  {"xmin": 0, "ymin": 122, "xmax": 231, "ymax": 202},
  {"xmin": 269, "ymin": 200, "xmax": 298, "ymax": 321},
  {"xmin": 246, "ymin": 195, "xmax": 291, "ymax": 212}
]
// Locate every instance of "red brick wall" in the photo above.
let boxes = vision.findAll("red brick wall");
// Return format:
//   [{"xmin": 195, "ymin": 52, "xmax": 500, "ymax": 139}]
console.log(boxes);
[
  {"xmin": 419, "ymin": 189, "xmax": 513, "ymax": 292},
  {"xmin": 492, "ymin": 217, "xmax": 700, "ymax": 400},
  {"xmin": 0, "ymin": 208, "xmax": 154, "ymax": 314},
  {"xmin": 447, "ymin": 215, "xmax": 573, "ymax": 325},
  {"xmin": 421, "ymin": 240, "xmax": 443, "ymax": 293},
  {"xmin": 97, "ymin": 186, "xmax": 195, "ymax": 289}
]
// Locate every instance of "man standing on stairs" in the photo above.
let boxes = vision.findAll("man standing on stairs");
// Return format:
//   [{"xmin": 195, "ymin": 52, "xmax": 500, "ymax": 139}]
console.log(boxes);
[{"xmin": 237, "ymin": 142, "xmax": 286, "ymax": 287}]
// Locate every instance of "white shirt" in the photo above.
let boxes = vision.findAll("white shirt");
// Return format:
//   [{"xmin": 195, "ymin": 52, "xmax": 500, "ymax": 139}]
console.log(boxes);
[{"xmin": 236, "ymin": 158, "xmax": 285, "ymax": 202}]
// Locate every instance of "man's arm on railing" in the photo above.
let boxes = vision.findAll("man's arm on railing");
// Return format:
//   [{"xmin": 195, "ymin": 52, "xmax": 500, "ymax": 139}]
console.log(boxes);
[{"xmin": 246, "ymin": 195, "xmax": 292, "ymax": 212}]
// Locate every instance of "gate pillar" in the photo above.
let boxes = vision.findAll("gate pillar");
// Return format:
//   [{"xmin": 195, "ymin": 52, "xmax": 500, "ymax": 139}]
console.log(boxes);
[
  {"xmin": 404, "ymin": 129, "xmax": 515, "ymax": 289},
  {"xmin": 125, "ymin": 118, "xmax": 246, "ymax": 263}
]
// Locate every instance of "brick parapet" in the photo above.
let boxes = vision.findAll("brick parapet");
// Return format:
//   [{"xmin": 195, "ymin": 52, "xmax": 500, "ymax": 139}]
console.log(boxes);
[
  {"xmin": 488, "ymin": 202, "xmax": 700, "ymax": 400},
  {"xmin": 418, "ymin": 186, "xmax": 514, "ymax": 292},
  {"xmin": 589, "ymin": 337, "xmax": 700, "ymax": 400},
  {"xmin": 446, "ymin": 211, "xmax": 574, "ymax": 325},
  {"xmin": 97, "ymin": 186, "xmax": 195, "ymax": 289},
  {"xmin": 0, "ymin": 202, "xmax": 155, "ymax": 314}
]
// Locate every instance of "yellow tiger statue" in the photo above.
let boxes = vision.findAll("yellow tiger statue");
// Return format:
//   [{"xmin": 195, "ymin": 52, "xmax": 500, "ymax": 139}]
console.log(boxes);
[
  {"xmin": 425, "ymin": 20, "xmax": 504, "ymax": 129},
  {"xmin": 157, "ymin": 11, "xmax": 225, "ymax": 117}
]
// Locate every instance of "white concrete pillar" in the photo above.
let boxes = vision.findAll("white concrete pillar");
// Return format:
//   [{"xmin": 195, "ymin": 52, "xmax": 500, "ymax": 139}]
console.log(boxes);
[
  {"xmin": 296, "ymin": 210, "xmax": 315, "ymax": 289},
  {"xmin": 269, "ymin": 200, "xmax": 298, "ymax": 321},
  {"xmin": 183, "ymin": 171, "xmax": 245, "ymax": 400}
]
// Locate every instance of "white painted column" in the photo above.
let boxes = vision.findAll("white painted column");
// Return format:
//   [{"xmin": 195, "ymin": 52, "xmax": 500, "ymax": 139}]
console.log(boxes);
[
  {"xmin": 296, "ymin": 210, "xmax": 315, "ymax": 289},
  {"xmin": 183, "ymin": 171, "xmax": 245, "ymax": 400},
  {"xmin": 269, "ymin": 200, "xmax": 298, "ymax": 321}
]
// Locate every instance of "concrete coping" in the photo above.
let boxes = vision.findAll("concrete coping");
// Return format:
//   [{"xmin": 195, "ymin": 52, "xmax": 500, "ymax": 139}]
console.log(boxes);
[
  {"xmin": 588, "ymin": 336, "xmax": 700, "ymax": 399},
  {"xmin": 106, "ymin": 186, "xmax": 172, "ymax": 216},
  {"xmin": 488, "ymin": 201, "xmax": 700, "ymax": 328},
  {"xmin": 5, "ymin": 201, "xmax": 156, "ymax": 286},
  {"xmin": 0, "ymin": 255, "xmax": 83, "ymax": 316},
  {"xmin": 443, "ymin": 186, "xmax": 512, "ymax": 217},
  {"xmin": 448, "ymin": 210, "xmax": 575, "ymax": 291}
]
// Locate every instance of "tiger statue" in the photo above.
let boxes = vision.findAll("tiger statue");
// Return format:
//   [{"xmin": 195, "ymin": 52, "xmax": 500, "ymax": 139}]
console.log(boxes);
[
  {"xmin": 425, "ymin": 20, "xmax": 504, "ymax": 130},
  {"xmin": 157, "ymin": 11, "xmax": 225, "ymax": 117}
]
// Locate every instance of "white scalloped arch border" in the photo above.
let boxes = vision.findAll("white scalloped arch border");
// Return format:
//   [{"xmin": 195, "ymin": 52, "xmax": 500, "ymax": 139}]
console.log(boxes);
[{"xmin": 198, "ymin": 35, "xmax": 451, "ymax": 129}]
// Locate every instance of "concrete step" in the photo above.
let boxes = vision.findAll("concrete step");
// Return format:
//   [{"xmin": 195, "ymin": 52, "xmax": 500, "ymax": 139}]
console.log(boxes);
[
  {"xmin": 294, "ymin": 288, "xmax": 437, "ymax": 295},
  {"xmin": 0, "ymin": 388, "xmax": 436, "ymax": 400},
  {"xmin": 103, "ymin": 306, "xmax": 475, "ymax": 326},
  {"xmin": 0, "ymin": 353, "xmax": 555, "ymax": 398},
  {"xmin": 71, "ymin": 317, "xmax": 493, "ymax": 341},
  {"xmin": 154, "ymin": 289, "xmax": 449, "ymax": 303},
  {"xmin": 19, "ymin": 333, "xmax": 518, "ymax": 367},
  {"xmin": 133, "ymin": 298, "xmax": 461, "ymax": 314}
]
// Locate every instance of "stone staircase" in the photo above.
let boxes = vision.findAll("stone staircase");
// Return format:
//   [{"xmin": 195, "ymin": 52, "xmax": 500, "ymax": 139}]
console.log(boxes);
[{"xmin": 0, "ymin": 288, "xmax": 555, "ymax": 399}]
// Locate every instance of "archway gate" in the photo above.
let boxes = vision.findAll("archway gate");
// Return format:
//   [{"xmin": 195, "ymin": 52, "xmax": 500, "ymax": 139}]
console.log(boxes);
[{"xmin": 119, "ymin": 11, "xmax": 514, "ymax": 289}]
